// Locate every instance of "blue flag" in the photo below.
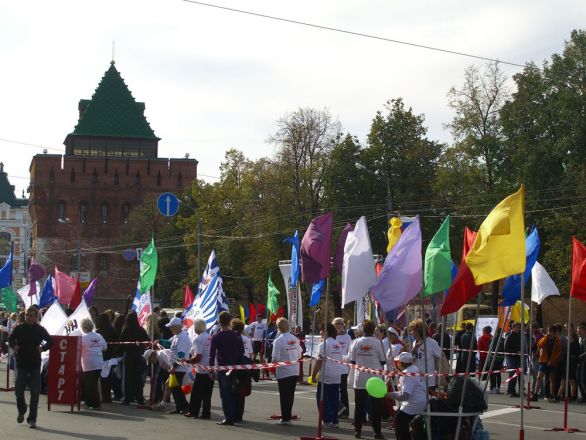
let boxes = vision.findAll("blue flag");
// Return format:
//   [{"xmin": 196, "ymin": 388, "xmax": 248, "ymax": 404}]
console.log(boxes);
[
  {"xmin": 283, "ymin": 231, "xmax": 300, "ymax": 288},
  {"xmin": 39, "ymin": 275, "xmax": 57, "ymax": 308},
  {"xmin": 0, "ymin": 248, "xmax": 13, "ymax": 289},
  {"xmin": 309, "ymin": 279, "xmax": 326, "ymax": 307},
  {"xmin": 501, "ymin": 226, "xmax": 540, "ymax": 306}
]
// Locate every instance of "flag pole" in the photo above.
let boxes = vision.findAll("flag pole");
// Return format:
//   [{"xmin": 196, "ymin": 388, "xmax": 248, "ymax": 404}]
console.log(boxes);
[
  {"xmin": 481, "ymin": 304, "xmax": 505, "ymax": 394},
  {"xmin": 519, "ymin": 273, "xmax": 525, "ymax": 440},
  {"xmin": 453, "ymin": 294, "xmax": 480, "ymax": 440},
  {"xmin": 420, "ymin": 295, "xmax": 432, "ymax": 440}
]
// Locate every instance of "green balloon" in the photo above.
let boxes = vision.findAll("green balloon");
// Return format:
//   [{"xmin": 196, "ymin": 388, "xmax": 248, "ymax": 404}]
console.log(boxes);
[{"xmin": 365, "ymin": 377, "xmax": 387, "ymax": 398}]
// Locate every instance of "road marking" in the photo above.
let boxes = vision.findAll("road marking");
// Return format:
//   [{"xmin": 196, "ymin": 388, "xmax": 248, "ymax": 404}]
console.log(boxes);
[
  {"xmin": 480, "ymin": 407, "xmax": 520, "ymax": 419},
  {"xmin": 483, "ymin": 420, "xmax": 586, "ymax": 436}
]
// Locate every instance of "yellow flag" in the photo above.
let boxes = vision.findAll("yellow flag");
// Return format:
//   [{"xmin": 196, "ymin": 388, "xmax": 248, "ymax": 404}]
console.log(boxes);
[
  {"xmin": 239, "ymin": 304, "xmax": 246, "ymax": 323},
  {"xmin": 510, "ymin": 300, "xmax": 530, "ymax": 324},
  {"xmin": 465, "ymin": 186, "xmax": 526, "ymax": 285},
  {"xmin": 386, "ymin": 217, "xmax": 402, "ymax": 253},
  {"xmin": 168, "ymin": 373, "xmax": 179, "ymax": 388}
]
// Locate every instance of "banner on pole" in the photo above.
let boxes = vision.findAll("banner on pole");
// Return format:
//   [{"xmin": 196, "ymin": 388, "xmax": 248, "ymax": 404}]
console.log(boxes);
[{"xmin": 279, "ymin": 260, "xmax": 304, "ymax": 331}]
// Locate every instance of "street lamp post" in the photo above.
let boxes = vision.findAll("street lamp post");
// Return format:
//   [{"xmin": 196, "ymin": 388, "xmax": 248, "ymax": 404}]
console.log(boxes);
[
  {"xmin": 58, "ymin": 218, "xmax": 80, "ymax": 272},
  {"xmin": 181, "ymin": 197, "xmax": 202, "ymax": 284}
]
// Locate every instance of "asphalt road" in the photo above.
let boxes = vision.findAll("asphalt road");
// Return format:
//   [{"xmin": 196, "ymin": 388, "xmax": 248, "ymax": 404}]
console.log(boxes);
[{"xmin": 0, "ymin": 366, "xmax": 585, "ymax": 440}]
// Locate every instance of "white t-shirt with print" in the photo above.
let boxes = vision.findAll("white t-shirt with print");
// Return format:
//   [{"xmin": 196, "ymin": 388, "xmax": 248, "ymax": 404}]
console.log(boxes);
[
  {"xmin": 396, "ymin": 364, "xmax": 426, "ymax": 415},
  {"xmin": 317, "ymin": 337, "xmax": 344, "ymax": 384},
  {"xmin": 191, "ymin": 331, "xmax": 211, "ymax": 374},
  {"xmin": 81, "ymin": 331, "xmax": 107, "ymax": 372},
  {"xmin": 272, "ymin": 332, "xmax": 302, "ymax": 379},
  {"xmin": 411, "ymin": 337, "xmax": 442, "ymax": 387},
  {"xmin": 336, "ymin": 333, "xmax": 352, "ymax": 375},
  {"xmin": 350, "ymin": 336, "xmax": 386, "ymax": 389}
]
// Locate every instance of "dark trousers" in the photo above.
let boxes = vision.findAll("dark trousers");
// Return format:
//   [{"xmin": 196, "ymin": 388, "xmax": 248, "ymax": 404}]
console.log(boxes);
[
  {"xmin": 82, "ymin": 370, "xmax": 101, "ymax": 408},
  {"xmin": 507, "ymin": 356, "xmax": 521, "ymax": 394},
  {"xmin": 170, "ymin": 371, "xmax": 189, "ymax": 412},
  {"xmin": 111, "ymin": 361, "xmax": 123, "ymax": 400},
  {"xmin": 277, "ymin": 375, "xmax": 298, "ymax": 421},
  {"xmin": 189, "ymin": 373, "xmax": 213, "ymax": 417},
  {"xmin": 316, "ymin": 382, "xmax": 339, "ymax": 424},
  {"xmin": 577, "ymin": 362, "xmax": 586, "ymax": 399},
  {"xmin": 354, "ymin": 388, "xmax": 384, "ymax": 435},
  {"xmin": 123, "ymin": 352, "xmax": 146, "ymax": 404},
  {"xmin": 218, "ymin": 371, "xmax": 236, "ymax": 423},
  {"xmin": 395, "ymin": 409, "xmax": 416, "ymax": 440},
  {"xmin": 151, "ymin": 365, "xmax": 169, "ymax": 403},
  {"xmin": 15, "ymin": 367, "xmax": 40, "ymax": 423},
  {"xmin": 235, "ymin": 395, "xmax": 245, "ymax": 422},
  {"xmin": 339, "ymin": 373, "xmax": 349, "ymax": 410},
  {"xmin": 100, "ymin": 371, "xmax": 112, "ymax": 403}
]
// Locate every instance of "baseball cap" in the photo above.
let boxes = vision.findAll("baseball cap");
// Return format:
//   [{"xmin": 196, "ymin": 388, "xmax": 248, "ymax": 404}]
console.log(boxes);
[
  {"xmin": 165, "ymin": 317, "xmax": 183, "ymax": 327},
  {"xmin": 395, "ymin": 352, "xmax": 413, "ymax": 364}
]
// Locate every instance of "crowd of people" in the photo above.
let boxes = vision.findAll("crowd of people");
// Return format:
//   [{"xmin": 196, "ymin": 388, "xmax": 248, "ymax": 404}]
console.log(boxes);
[{"xmin": 2, "ymin": 304, "xmax": 586, "ymax": 439}]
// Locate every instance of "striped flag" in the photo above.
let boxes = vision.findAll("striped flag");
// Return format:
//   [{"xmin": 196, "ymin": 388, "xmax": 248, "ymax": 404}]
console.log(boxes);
[
  {"xmin": 132, "ymin": 266, "xmax": 151, "ymax": 326},
  {"xmin": 185, "ymin": 250, "xmax": 228, "ymax": 330}
]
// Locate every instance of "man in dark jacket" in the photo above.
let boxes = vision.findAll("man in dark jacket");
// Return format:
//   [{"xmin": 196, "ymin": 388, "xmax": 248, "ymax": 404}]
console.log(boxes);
[
  {"xmin": 504, "ymin": 322, "xmax": 522, "ymax": 397},
  {"xmin": 8, "ymin": 306, "xmax": 53, "ymax": 428}
]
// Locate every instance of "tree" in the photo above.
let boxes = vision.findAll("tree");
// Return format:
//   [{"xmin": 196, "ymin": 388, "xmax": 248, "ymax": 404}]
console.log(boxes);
[
  {"xmin": 270, "ymin": 107, "xmax": 341, "ymax": 218},
  {"xmin": 445, "ymin": 62, "xmax": 510, "ymax": 193},
  {"xmin": 363, "ymin": 98, "xmax": 442, "ymax": 253}
]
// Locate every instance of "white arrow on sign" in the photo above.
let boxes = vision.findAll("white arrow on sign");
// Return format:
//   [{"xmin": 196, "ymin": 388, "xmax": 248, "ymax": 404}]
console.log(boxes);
[{"xmin": 166, "ymin": 196, "xmax": 171, "ymax": 216}]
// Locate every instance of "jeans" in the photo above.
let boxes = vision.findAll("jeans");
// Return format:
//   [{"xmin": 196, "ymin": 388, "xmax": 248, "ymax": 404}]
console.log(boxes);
[
  {"xmin": 189, "ymin": 373, "xmax": 213, "ymax": 417},
  {"xmin": 507, "ymin": 356, "xmax": 521, "ymax": 394},
  {"xmin": 339, "ymin": 373, "xmax": 349, "ymax": 410},
  {"xmin": 15, "ymin": 367, "xmax": 41, "ymax": 423},
  {"xmin": 316, "ymin": 382, "xmax": 339, "ymax": 424},
  {"xmin": 217, "ymin": 371, "xmax": 236, "ymax": 423},
  {"xmin": 277, "ymin": 375, "xmax": 298, "ymax": 421},
  {"xmin": 354, "ymin": 388, "xmax": 384, "ymax": 435}
]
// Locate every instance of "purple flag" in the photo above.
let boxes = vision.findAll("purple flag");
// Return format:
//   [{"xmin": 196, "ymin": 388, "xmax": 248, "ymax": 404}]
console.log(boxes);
[
  {"xmin": 28, "ymin": 260, "xmax": 45, "ymax": 296},
  {"xmin": 300, "ymin": 212, "xmax": 333, "ymax": 284},
  {"xmin": 84, "ymin": 278, "xmax": 98, "ymax": 306},
  {"xmin": 370, "ymin": 217, "xmax": 422, "ymax": 312},
  {"xmin": 333, "ymin": 222, "xmax": 353, "ymax": 275}
]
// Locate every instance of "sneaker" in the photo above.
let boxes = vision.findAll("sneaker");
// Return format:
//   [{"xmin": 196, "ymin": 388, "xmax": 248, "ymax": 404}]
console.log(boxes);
[
  {"xmin": 27, "ymin": 420, "xmax": 36, "ymax": 429},
  {"xmin": 328, "ymin": 422, "xmax": 339, "ymax": 428},
  {"xmin": 276, "ymin": 419, "xmax": 292, "ymax": 426},
  {"xmin": 155, "ymin": 402, "xmax": 168, "ymax": 411},
  {"xmin": 354, "ymin": 432, "xmax": 362, "ymax": 439},
  {"xmin": 530, "ymin": 395, "xmax": 538, "ymax": 402},
  {"xmin": 373, "ymin": 434, "xmax": 385, "ymax": 439},
  {"xmin": 17, "ymin": 413, "xmax": 24, "ymax": 424}
]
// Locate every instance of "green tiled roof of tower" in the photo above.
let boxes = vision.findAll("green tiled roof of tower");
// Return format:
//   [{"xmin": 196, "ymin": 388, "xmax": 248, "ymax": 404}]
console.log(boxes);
[{"xmin": 70, "ymin": 62, "xmax": 159, "ymax": 140}]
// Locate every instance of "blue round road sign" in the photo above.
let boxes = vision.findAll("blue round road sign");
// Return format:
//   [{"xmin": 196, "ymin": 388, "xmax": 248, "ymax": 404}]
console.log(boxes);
[{"xmin": 157, "ymin": 192, "xmax": 180, "ymax": 217}]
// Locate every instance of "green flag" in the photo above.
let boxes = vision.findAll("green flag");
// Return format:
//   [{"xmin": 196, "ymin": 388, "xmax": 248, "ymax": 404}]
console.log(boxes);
[
  {"xmin": 139, "ymin": 238, "xmax": 158, "ymax": 294},
  {"xmin": 0, "ymin": 287, "xmax": 17, "ymax": 313},
  {"xmin": 423, "ymin": 216, "xmax": 452, "ymax": 296},
  {"xmin": 267, "ymin": 271, "xmax": 280, "ymax": 315}
]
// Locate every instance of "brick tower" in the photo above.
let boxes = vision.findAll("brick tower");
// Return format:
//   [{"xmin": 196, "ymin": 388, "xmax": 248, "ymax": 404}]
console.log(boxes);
[{"xmin": 29, "ymin": 62, "xmax": 197, "ymax": 311}]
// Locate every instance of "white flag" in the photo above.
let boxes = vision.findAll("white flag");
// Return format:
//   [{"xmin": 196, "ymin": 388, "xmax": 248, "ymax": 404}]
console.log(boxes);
[
  {"xmin": 17, "ymin": 282, "xmax": 41, "ymax": 308},
  {"xmin": 65, "ymin": 298, "xmax": 92, "ymax": 335},
  {"xmin": 40, "ymin": 301, "xmax": 68, "ymax": 336},
  {"xmin": 342, "ymin": 216, "xmax": 377, "ymax": 306},
  {"xmin": 531, "ymin": 261, "xmax": 560, "ymax": 305}
]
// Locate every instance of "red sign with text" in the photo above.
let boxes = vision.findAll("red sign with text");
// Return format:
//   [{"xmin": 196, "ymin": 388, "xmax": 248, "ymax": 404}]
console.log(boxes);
[{"xmin": 48, "ymin": 336, "xmax": 81, "ymax": 411}]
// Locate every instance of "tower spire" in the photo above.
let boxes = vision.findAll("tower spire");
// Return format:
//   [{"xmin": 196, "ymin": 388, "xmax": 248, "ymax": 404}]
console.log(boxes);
[{"xmin": 111, "ymin": 40, "xmax": 115, "ymax": 65}]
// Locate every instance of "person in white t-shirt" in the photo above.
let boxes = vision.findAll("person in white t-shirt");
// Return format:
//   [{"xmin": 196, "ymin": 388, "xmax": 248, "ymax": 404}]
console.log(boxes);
[
  {"xmin": 248, "ymin": 314, "xmax": 266, "ymax": 362},
  {"xmin": 271, "ymin": 318, "xmax": 302, "ymax": 425},
  {"xmin": 311, "ymin": 323, "xmax": 344, "ymax": 428},
  {"xmin": 80, "ymin": 318, "xmax": 107, "ymax": 410},
  {"xmin": 167, "ymin": 317, "xmax": 192, "ymax": 414},
  {"xmin": 350, "ymin": 319, "xmax": 387, "ymax": 440},
  {"xmin": 232, "ymin": 319, "xmax": 254, "ymax": 358},
  {"xmin": 408, "ymin": 319, "xmax": 442, "ymax": 390},
  {"xmin": 184, "ymin": 318, "xmax": 213, "ymax": 419},
  {"xmin": 333, "ymin": 317, "xmax": 352, "ymax": 418},
  {"xmin": 388, "ymin": 352, "xmax": 426, "ymax": 440}
]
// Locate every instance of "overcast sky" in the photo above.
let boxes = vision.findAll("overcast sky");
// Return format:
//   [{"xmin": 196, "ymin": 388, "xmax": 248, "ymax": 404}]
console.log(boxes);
[{"xmin": 1, "ymin": 1, "xmax": 584, "ymax": 197}]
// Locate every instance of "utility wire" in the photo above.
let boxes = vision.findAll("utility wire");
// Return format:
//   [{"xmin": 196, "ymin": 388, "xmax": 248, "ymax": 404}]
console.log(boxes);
[{"xmin": 182, "ymin": 0, "xmax": 525, "ymax": 68}]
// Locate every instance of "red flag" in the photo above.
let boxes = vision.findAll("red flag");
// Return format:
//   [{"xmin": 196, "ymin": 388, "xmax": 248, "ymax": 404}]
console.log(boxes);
[
  {"xmin": 269, "ymin": 306, "xmax": 285, "ymax": 323},
  {"xmin": 441, "ymin": 228, "xmax": 482, "ymax": 316},
  {"xmin": 249, "ymin": 303, "xmax": 257, "ymax": 321},
  {"xmin": 69, "ymin": 277, "xmax": 82, "ymax": 309},
  {"xmin": 183, "ymin": 285, "xmax": 195, "ymax": 309},
  {"xmin": 54, "ymin": 267, "xmax": 78, "ymax": 306},
  {"xmin": 300, "ymin": 212, "xmax": 334, "ymax": 284},
  {"xmin": 571, "ymin": 237, "xmax": 586, "ymax": 302},
  {"xmin": 257, "ymin": 303, "xmax": 266, "ymax": 318}
]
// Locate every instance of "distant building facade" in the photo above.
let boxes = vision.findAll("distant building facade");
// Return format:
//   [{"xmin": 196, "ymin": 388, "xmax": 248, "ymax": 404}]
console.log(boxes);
[
  {"xmin": 0, "ymin": 163, "xmax": 32, "ymax": 290},
  {"xmin": 29, "ymin": 62, "xmax": 197, "ymax": 311}
]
